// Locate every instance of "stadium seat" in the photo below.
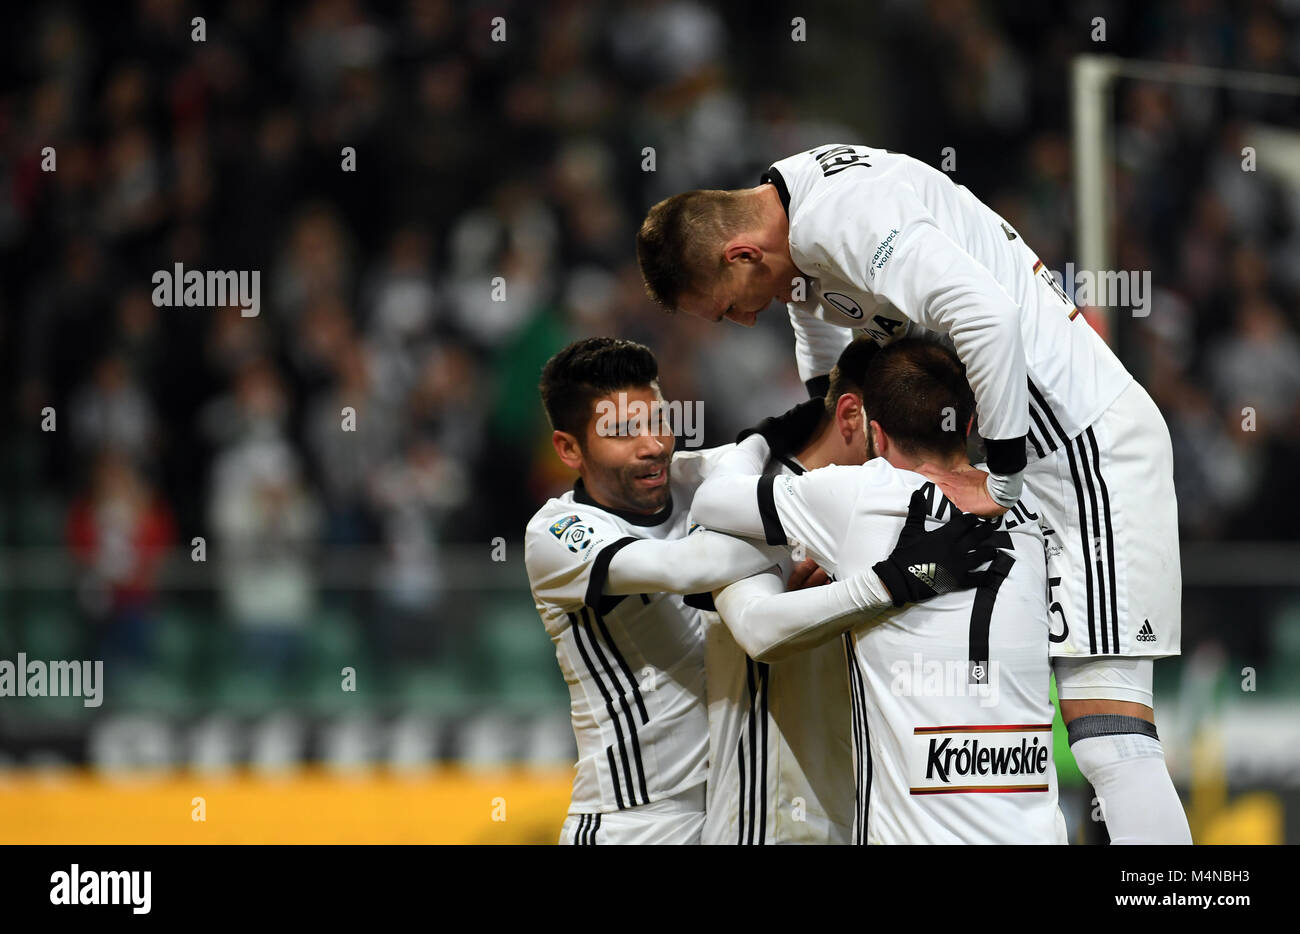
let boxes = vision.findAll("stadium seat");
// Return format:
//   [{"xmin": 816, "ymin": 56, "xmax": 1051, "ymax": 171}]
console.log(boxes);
[
  {"xmin": 397, "ymin": 664, "xmax": 473, "ymax": 716},
  {"xmin": 113, "ymin": 665, "xmax": 193, "ymax": 715},
  {"xmin": 475, "ymin": 600, "xmax": 567, "ymax": 709},
  {"xmin": 211, "ymin": 667, "xmax": 283, "ymax": 716}
]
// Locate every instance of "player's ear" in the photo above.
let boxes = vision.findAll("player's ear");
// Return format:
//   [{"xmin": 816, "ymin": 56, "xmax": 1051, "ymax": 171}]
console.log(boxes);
[
  {"xmin": 722, "ymin": 237, "xmax": 761, "ymax": 264},
  {"xmin": 552, "ymin": 430, "xmax": 584, "ymax": 471},
  {"xmin": 834, "ymin": 392, "xmax": 861, "ymax": 440}
]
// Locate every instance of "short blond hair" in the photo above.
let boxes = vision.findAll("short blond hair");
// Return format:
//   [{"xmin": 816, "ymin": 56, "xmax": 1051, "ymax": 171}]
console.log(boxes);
[{"xmin": 636, "ymin": 189, "xmax": 757, "ymax": 311}]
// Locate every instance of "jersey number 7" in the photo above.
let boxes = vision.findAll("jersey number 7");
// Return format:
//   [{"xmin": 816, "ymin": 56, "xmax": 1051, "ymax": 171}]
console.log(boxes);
[{"xmin": 968, "ymin": 531, "xmax": 1015, "ymax": 686}]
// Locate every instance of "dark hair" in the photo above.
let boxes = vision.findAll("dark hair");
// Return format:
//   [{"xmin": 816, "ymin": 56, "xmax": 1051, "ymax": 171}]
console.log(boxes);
[
  {"xmin": 823, "ymin": 337, "xmax": 881, "ymax": 416},
  {"xmin": 539, "ymin": 337, "xmax": 659, "ymax": 440},
  {"xmin": 636, "ymin": 189, "xmax": 756, "ymax": 310},
  {"xmin": 860, "ymin": 337, "xmax": 974, "ymax": 458}
]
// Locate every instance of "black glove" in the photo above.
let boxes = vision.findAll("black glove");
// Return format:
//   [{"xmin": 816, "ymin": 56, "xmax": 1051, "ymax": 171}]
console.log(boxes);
[
  {"xmin": 736, "ymin": 398, "xmax": 826, "ymax": 460},
  {"xmin": 872, "ymin": 489, "xmax": 998, "ymax": 607}
]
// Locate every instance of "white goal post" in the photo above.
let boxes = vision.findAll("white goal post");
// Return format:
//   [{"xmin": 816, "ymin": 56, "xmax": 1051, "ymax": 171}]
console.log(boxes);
[
  {"xmin": 1071, "ymin": 55, "xmax": 1300, "ymax": 588},
  {"xmin": 1070, "ymin": 54, "xmax": 1300, "ymax": 337}
]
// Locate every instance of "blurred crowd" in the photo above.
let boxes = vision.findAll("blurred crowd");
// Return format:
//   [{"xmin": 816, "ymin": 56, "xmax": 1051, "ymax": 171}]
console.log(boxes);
[{"xmin": 2, "ymin": 0, "xmax": 1298, "ymax": 683}]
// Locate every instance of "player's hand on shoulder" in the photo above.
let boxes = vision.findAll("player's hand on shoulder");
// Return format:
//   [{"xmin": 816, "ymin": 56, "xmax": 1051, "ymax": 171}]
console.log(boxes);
[
  {"xmin": 872, "ymin": 489, "xmax": 998, "ymax": 607},
  {"xmin": 913, "ymin": 462, "xmax": 1009, "ymax": 519}
]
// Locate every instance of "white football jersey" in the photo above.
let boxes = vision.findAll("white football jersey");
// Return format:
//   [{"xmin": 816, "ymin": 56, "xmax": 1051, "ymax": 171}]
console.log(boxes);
[
  {"xmin": 699, "ymin": 456, "xmax": 854, "ymax": 845},
  {"xmin": 759, "ymin": 459, "xmax": 1068, "ymax": 844},
  {"xmin": 523, "ymin": 447, "xmax": 730, "ymax": 813},
  {"xmin": 767, "ymin": 144, "xmax": 1133, "ymax": 463}
]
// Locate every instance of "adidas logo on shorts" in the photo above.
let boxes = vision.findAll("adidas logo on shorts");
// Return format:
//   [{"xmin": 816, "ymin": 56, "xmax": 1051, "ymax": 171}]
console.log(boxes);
[{"xmin": 1136, "ymin": 619, "xmax": 1157, "ymax": 643}]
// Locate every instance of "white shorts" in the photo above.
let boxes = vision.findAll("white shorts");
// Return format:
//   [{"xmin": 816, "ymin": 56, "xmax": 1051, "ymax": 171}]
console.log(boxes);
[
  {"xmin": 1054, "ymin": 656, "xmax": 1154, "ymax": 708},
  {"xmin": 1025, "ymin": 380, "xmax": 1181, "ymax": 659},
  {"xmin": 559, "ymin": 782, "xmax": 705, "ymax": 845}
]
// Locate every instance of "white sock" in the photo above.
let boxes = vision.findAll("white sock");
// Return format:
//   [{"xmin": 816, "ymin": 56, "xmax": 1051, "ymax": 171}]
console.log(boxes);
[{"xmin": 1068, "ymin": 715, "xmax": 1192, "ymax": 845}]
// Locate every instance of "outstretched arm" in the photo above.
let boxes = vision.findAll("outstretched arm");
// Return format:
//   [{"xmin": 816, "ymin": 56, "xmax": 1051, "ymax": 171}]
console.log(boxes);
[
  {"xmin": 711, "ymin": 487, "xmax": 999, "ymax": 661},
  {"xmin": 526, "ymin": 503, "xmax": 781, "ymax": 611},
  {"xmin": 713, "ymin": 566, "xmax": 895, "ymax": 662},
  {"xmin": 601, "ymin": 531, "xmax": 785, "ymax": 599}
]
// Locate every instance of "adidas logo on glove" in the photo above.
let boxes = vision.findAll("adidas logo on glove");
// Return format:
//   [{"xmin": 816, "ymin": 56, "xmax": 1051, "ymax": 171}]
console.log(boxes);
[{"xmin": 908, "ymin": 563, "xmax": 937, "ymax": 588}]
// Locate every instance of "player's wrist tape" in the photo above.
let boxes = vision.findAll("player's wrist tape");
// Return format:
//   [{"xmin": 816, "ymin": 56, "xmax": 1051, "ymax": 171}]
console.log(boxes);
[
  {"xmin": 1066, "ymin": 714, "xmax": 1160, "ymax": 745},
  {"xmin": 985, "ymin": 470, "xmax": 1023, "ymax": 509}
]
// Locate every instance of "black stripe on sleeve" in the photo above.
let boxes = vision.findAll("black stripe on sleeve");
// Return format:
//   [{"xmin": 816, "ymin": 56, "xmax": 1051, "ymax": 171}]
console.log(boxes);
[
  {"xmin": 584, "ymin": 535, "xmax": 638, "ymax": 610},
  {"xmin": 756, "ymin": 474, "xmax": 788, "ymax": 546}
]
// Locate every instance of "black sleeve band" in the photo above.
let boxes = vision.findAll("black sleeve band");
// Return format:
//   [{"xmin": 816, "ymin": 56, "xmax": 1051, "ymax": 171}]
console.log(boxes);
[
  {"xmin": 804, "ymin": 374, "xmax": 830, "ymax": 400},
  {"xmin": 1066, "ymin": 714, "xmax": 1159, "ymax": 746},
  {"xmin": 756, "ymin": 474, "xmax": 787, "ymax": 546},
  {"xmin": 584, "ymin": 536, "xmax": 638, "ymax": 609},
  {"xmin": 683, "ymin": 592, "xmax": 717, "ymax": 611},
  {"xmin": 984, "ymin": 436, "xmax": 1028, "ymax": 475}
]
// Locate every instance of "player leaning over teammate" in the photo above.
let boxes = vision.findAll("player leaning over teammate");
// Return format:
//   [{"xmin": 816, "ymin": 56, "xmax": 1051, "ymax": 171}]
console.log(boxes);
[
  {"xmin": 524, "ymin": 337, "xmax": 994, "ymax": 844},
  {"xmin": 637, "ymin": 143, "xmax": 1191, "ymax": 844},
  {"xmin": 695, "ymin": 337, "xmax": 1069, "ymax": 844}
]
